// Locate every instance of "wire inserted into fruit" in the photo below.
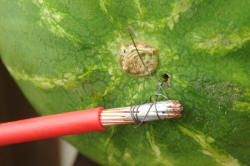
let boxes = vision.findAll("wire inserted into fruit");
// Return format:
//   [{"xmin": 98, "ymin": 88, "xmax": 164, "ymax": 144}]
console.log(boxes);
[
  {"xmin": 0, "ymin": 27, "xmax": 184, "ymax": 147},
  {"xmin": 0, "ymin": 100, "xmax": 182, "ymax": 146}
]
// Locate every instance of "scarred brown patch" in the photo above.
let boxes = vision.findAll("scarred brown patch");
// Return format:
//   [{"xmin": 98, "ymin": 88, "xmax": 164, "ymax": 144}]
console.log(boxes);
[{"xmin": 119, "ymin": 43, "xmax": 158, "ymax": 76}]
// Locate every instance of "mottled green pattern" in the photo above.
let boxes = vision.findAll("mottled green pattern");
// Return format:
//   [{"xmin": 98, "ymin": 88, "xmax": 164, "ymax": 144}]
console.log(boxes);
[{"xmin": 0, "ymin": 0, "xmax": 250, "ymax": 165}]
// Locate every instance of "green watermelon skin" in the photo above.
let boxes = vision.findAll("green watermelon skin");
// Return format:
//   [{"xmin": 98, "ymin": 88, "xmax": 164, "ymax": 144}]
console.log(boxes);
[{"xmin": 0, "ymin": 0, "xmax": 250, "ymax": 165}]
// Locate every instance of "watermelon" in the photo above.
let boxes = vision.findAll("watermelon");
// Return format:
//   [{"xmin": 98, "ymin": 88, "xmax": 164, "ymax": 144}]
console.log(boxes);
[{"xmin": 0, "ymin": 0, "xmax": 250, "ymax": 165}]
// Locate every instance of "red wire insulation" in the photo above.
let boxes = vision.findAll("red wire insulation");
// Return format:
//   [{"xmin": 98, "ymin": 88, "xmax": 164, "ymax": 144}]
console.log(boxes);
[{"xmin": 0, "ymin": 107, "xmax": 106, "ymax": 146}]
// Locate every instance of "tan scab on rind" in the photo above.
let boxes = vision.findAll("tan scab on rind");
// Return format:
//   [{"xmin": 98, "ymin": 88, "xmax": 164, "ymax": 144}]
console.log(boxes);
[{"xmin": 119, "ymin": 43, "xmax": 158, "ymax": 76}]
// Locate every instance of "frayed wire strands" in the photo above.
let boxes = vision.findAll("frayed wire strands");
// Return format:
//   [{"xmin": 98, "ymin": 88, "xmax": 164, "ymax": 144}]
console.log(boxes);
[{"xmin": 100, "ymin": 100, "xmax": 183, "ymax": 126}]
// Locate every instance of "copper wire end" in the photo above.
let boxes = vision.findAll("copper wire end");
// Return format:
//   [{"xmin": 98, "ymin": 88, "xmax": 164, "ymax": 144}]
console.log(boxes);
[{"xmin": 101, "ymin": 100, "xmax": 183, "ymax": 126}]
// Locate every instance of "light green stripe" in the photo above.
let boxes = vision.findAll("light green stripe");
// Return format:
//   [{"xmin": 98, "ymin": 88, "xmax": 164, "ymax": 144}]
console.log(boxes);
[
  {"xmin": 146, "ymin": 131, "xmax": 174, "ymax": 166},
  {"xmin": 99, "ymin": 0, "xmax": 113, "ymax": 22},
  {"xmin": 179, "ymin": 125, "xmax": 241, "ymax": 166},
  {"xmin": 191, "ymin": 28, "xmax": 250, "ymax": 55},
  {"xmin": 33, "ymin": 0, "xmax": 81, "ymax": 44},
  {"xmin": 160, "ymin": 0, "xmax": 197, "ymax": 30},
  {"xmin": 6, "ymin": 65, "xmax": 102, "ymax": 89},
  {"xmin": 134, "ymin": 0, "xmax": 143, "ymax": 16}
]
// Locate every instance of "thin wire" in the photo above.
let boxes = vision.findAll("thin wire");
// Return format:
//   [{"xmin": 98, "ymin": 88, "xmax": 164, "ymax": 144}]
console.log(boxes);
[
  {"xmin": 127, "ymin": 28, "xmax": 149, "ymax": 74},
  {"xmin": 128, "ymin": 26, "xmax": 169, "ymax": 127},
  {"xmin": 127, "ymin": 26, "xmax": 168, "ymax": 98},
  {"xmin": 130, "ymin": 102, "xmax": 154, "ymax": 128}
]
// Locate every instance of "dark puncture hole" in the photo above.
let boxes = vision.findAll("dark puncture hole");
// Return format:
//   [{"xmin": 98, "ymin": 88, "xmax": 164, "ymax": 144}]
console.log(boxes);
[
  {"xmin": 162, "ymin": 73, "xmax": 170, "ymax": 88},
  {"xmin": 162, "ymin": 73, "xmax": 169, "ymax": 82}
]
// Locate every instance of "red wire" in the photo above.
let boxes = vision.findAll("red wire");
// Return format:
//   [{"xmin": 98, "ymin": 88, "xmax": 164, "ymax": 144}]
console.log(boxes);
[{"xmin": 0, "ymin": 107, "xmax": 106, "ymax": 146}]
